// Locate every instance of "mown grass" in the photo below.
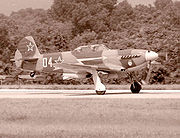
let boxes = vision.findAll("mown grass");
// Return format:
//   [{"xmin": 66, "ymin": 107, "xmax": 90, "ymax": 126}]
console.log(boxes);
[
  {"xmin": 0, "ymin": 99, "xmax": 179, "ymax": 138},
  {"xmin": 0, "ymin": 84, "xmax": 180, "ymax": 90}
]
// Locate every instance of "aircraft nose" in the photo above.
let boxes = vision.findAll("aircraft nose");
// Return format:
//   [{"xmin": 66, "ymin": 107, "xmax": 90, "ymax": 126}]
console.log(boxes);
[{"xmin": 145, "ymin": 51, "xmax": 158, "ymax": 61}]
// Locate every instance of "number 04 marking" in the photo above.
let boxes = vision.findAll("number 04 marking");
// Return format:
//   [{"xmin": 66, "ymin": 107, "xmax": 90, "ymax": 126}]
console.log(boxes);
[{"xmin": 43, "ymin": 57, "xmax": 53, "ymax": 68}]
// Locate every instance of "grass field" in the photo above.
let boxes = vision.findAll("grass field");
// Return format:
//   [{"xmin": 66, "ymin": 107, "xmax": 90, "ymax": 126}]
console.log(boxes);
[
  {"xmin": 0, "ymin": 84, "xmax": 180, "ymax": 90},
  {"xmin": 0, "ymin": 99, "xmax": 179, "ymax": 138}
]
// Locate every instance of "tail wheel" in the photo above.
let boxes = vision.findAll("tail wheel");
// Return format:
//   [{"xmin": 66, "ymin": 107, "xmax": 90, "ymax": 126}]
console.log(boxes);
[
  {"xmin": 30, "ymin": 72, "xmax": 36, "ymax": 78},
  {"xmin": 130, "ymin": 81, "xmax": 142, "ymax": 94},
  {"xmin": 96, "ymin": 90, "xmax": 106, "ymax": 95}
]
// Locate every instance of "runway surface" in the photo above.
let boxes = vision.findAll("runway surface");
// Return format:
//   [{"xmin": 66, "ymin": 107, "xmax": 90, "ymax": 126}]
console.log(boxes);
[
  {"xmin": 0, "ymin": 89, "xmax": 180, "ymax": 138},
  {"xmin": 0, "ymin": 89, "xmax": 179, "ymax": 98}
]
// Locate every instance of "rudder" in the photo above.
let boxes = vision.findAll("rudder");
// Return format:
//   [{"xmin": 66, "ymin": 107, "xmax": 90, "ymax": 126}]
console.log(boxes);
[
  {"xmin": 13, "ymin": 36, "xmax": 41, "ymax": 70},
  {"xmin": 17, "ymin": 36, "xmax": 41, "ymax": 58}
]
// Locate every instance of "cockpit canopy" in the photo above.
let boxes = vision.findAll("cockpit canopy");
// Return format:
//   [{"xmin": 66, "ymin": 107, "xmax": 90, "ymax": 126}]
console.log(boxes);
[{"xmin": 73, "ymin": 44, "xmax": 109, "ymax": 53}]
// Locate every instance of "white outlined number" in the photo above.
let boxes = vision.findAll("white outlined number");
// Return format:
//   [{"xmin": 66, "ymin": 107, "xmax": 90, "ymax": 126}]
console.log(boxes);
[
  {"xmin": 48, "ymin": 57, "xmax": 53, "ymax": 67},
  {"xmin": 43, "ymin": 57, "xmax": 53, "ymax": 68},
  {"xmin": 43, "ymin": 58, "xmax": 48, "ymax": 67}
]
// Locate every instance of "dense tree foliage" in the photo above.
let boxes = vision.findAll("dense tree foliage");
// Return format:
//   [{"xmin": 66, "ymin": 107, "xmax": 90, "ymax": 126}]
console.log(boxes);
[{"xmin": 0, "ymin": 0, "xmax": 179, "ymax": 84}]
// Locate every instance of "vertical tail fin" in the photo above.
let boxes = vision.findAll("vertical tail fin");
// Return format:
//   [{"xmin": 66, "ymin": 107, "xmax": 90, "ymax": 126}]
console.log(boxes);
[
  {"xmin": 17, "ymin": 36, "xmax": 41, "ymax": 58},
  {"xmin": 13, "ymin": 36, "xmax": 41, "ymax": 69}
]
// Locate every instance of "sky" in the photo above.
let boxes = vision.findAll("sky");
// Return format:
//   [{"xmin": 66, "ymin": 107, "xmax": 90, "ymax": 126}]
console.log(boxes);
[
  {"xmin": 0, "ymin": 0, "xmax": 53, "ymax": 16},
  {"xmin": 117, "ymin": 0, "xmax": 179, "ymax": 6},
  {"xmin": 117, "ymin": 0, "xmax": 156, "ymax": 6},
  {"xmin": 0, "ymin": 0, "xmax": 179, "ymax": 16}
]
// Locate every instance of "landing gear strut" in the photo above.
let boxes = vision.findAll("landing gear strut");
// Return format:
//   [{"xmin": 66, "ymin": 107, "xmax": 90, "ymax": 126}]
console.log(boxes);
[
  {"xmin": 30, "ymin": 71, "xmax": 36, "ymax": 78},
  {"xmin": 92, "ymin": 70, "xmax": 106, "ymax": 95}
]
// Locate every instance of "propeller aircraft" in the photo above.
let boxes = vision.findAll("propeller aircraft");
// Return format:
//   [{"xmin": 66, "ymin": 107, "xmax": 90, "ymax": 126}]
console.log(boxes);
[{"xmin": 11, "ymin": 36, "xmax": 159, "ymax": 95}]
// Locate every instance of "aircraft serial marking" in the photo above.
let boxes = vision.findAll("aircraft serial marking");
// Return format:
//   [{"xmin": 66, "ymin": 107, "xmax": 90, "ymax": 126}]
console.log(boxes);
[{"xmin": 43, "ymin": 56, "xmax": 63, "ymax": 68}]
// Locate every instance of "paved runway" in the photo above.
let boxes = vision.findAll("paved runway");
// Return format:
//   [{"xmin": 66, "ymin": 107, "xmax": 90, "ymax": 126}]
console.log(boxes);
[
  {"xmin": 0, "ymin": 89, "xmax": 179, "ymax": 138},
  {"xmin": 0, "ymin": 89, "xmax": 179, "ymax": 98}
]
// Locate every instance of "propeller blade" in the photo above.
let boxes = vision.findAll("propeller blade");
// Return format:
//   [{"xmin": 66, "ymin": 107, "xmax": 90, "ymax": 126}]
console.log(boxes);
[
  {"xmin": 145, "ymin": 61, "xmax": 152, "ymax": 83},
  {"xmin": 142, "ymin": 61, "xmax": 152, "ymax": 85}
]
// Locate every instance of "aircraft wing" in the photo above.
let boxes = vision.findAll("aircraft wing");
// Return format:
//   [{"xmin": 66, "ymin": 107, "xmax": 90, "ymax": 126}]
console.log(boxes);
[
  {"xmin": 53, "ymin": 62, "xmax": 125, "ymax": 73},
  {"xmin": 53, "ymin": 63, "xmax": 98, "ymax": 73}
]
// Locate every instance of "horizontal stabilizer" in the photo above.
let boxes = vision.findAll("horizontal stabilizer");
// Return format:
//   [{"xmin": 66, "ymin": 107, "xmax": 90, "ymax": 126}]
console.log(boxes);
[{"xmin": 11, "ymin": 57, "xmax": 39, "ymax": 62}]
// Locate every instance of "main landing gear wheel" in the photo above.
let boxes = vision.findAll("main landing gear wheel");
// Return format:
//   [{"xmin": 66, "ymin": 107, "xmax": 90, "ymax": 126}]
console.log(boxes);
[
  {"xmin": 130, "ymin": 81, "xmax": 142, "ymax": 94},
  {"xmin": 96, "ymin": 90, "xmax": 106, "ymax": 95},
  {"xmin": 92, "ymin": 69, "xmax": 106, "ymax": 95},
  {"xmin": 30, "ymin": 72, "xmax": 36, "ymax": 78}
]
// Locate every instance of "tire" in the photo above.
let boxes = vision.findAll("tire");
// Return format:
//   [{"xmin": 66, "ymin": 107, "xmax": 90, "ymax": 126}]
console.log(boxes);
[
  {"xmin": 130, "ymin": 81, "xmax": 142, "ymax": 94},
  {"xmin": 30, "ymin": 72, "xmax": 35, "ymax": 78},
  {"xmin": 96, "ymin": 90, "xmax": 106, "ymax": 95}
]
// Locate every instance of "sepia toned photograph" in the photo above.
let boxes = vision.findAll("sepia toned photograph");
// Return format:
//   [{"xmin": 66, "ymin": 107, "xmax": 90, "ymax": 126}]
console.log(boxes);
[{"xmin": 0, "ymin": 0, "xmax": 180, "ymax": 137}]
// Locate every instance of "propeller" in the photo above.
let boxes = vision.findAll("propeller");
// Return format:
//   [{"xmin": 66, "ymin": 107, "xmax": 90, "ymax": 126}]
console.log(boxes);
[
  {"xmin": 142, "ymin": 51, "xmax": 168, "ymax": 85},
  {"xmin": 141, "ymin": 61, "xmax": 152, "ymax": 85},
  {"xmin": 145, "ymin": 61, "xmax": 152, "ymax": 84}
]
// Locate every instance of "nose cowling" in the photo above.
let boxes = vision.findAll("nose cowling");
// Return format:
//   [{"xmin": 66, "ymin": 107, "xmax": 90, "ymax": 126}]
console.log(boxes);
[{"xmin": 145, "ymin": 51, "xmax": 158, "ymax": 61}]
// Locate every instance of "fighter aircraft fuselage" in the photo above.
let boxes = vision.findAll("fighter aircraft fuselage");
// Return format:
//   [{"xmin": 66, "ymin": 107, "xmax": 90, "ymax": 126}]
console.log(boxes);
[
  {"xmin": 22, "ymin": 48, "xmax": 155, "ymax": 74},
  {"xmin": 12, "ymin": 36, "xmax": 159, "ymax": 95}
]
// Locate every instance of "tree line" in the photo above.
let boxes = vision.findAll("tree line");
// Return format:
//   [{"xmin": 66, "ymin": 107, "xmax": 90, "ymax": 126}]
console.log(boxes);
[{"xmin": 0, "ymin": 0, "xmax": 179, "ymax": 84}]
